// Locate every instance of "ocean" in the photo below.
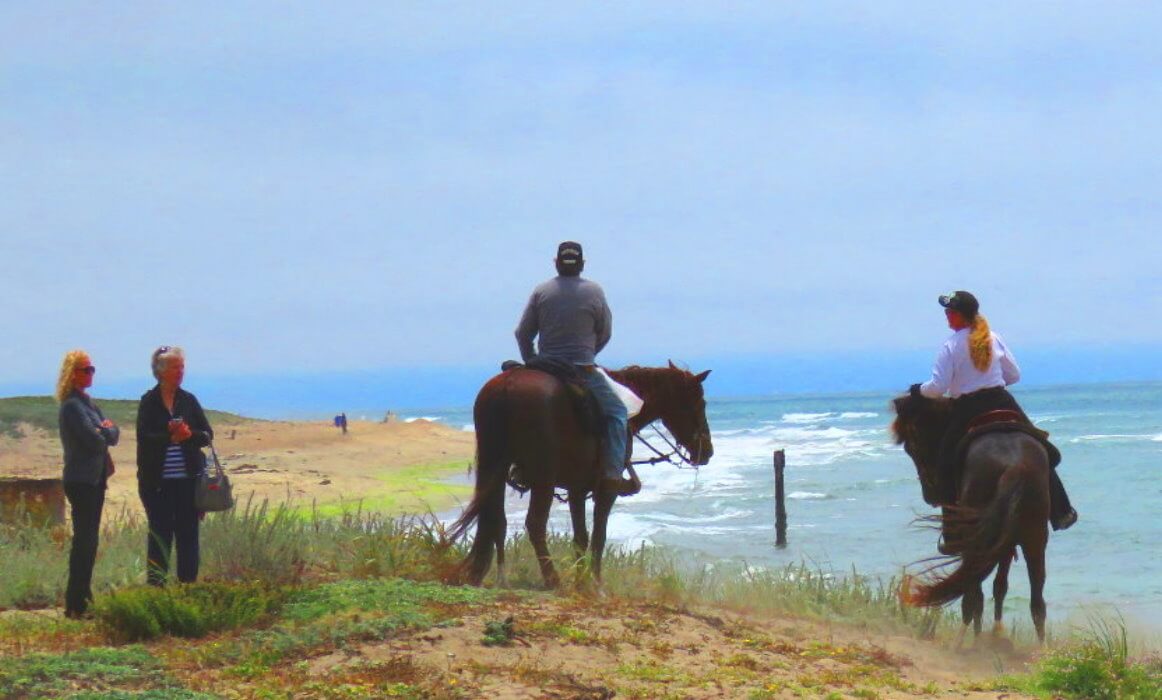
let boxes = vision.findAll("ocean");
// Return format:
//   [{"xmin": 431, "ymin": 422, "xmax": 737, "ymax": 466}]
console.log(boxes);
[{"xmin": 404, "ymin": 381, "xmax": 1162, "ymax": 627}]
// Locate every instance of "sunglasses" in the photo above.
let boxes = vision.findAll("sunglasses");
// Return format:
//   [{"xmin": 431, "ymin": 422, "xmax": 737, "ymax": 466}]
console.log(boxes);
[{"xmin": 75, "ymin": 366, "xmax": 96, "ymax": 375}]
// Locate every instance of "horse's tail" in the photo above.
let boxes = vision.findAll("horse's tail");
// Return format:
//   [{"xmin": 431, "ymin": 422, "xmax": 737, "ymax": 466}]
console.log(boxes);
[
  {"xmin": 446, "ymin": 378, "xmax": 510, "ymax": 585},
  {"xmin": 905, "ymin": 468, "xmax": 1030, "ymax": 608}
]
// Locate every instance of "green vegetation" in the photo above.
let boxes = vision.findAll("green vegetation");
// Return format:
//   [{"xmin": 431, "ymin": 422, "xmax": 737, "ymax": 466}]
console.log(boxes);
[
  {"xmin": 994, "ymin": 616, "xmax": 1162, "ymax": 699},
  {"xmin": 94, "ymin": 581, "xmax": 284, "ymax": 642},
  {"xmin": 481, "ymin": 616, "xmax": 516, "ymax": 646},
  {"xmin": 0, "ymin": 645, "xmax": 207, "ymax": 698},
  {"xmin": 0, "ymin": 395, "xmax": 249, "ymax": 439},
  {"xmin": 300, "ymin": 460, "xmax": 473, "ymax": 519},
  {"xmin": 1, "ymin": 500, "xmax": 1158, "ymax": 698}
]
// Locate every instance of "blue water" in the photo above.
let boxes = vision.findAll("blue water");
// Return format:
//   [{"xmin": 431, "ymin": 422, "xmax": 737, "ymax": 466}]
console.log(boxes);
[{"xmin": 401, "ymin": 382, "xmax": 1162, "ymax": 626}]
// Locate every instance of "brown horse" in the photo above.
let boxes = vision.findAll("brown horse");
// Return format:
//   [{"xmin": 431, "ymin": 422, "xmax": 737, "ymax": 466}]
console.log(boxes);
[
  {"xmin": 448, "ymin": 362, "xmax": 713, "ymax": 589},
  {"xmin": 892, "ymin": 391, "xmax": 1051, "ymax": 644}
]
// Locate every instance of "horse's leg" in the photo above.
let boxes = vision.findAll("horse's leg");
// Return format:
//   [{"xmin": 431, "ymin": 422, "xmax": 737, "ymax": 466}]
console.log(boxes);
[
  {"xmin": 494, "ymin": 498, "xmax": 508, "ymax": 588},
  {"xmin": 992, "ymin": 550, "xmax": 1014, "ymax": 639},
  {"xmin": 568, "ymin": 489, "xmax": 589, "ymax": 558},
  {"xmin": 1023, "ymin": 538, "xmax": 1048, "ymax": 644},
  {"xmin": 526, "ymin": 486, "xmax": 560, "ymax": 589},
  {"xmin": 590, "ymin": 489, "xmax": 617, "ymax": 584},
  {"xmin": 958, "ymin": 582, "xmax": 984, "ymax": 647}
]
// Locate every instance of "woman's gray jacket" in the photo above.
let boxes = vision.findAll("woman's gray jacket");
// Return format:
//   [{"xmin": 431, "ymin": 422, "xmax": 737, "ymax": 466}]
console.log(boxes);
[{"xmin": 58, "ymin": 389, "xmax": 119, "ymax": 485}]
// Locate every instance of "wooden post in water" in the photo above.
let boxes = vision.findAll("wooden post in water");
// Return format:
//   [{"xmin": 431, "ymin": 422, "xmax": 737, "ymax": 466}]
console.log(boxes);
[{"xmin": 773, "ymin": 449, "xmax": 787, "ymax": 547}]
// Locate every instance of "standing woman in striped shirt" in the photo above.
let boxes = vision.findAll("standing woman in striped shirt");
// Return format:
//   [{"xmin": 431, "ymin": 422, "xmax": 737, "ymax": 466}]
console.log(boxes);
[{"xmin": 136, "ymin": 346, "xmax": 213, "ymax": 586}]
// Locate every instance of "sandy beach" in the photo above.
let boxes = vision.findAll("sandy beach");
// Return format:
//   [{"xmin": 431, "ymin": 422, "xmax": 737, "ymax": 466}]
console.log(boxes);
[{"xmin": 0, "ymin": 417, "xmax": 476, "ymax": 519}]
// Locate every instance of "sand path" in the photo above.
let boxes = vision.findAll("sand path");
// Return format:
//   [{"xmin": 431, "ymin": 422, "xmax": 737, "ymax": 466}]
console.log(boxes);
[{"xmin": 0, "ymin": 418, "xmax": 476, "ymax": 518}]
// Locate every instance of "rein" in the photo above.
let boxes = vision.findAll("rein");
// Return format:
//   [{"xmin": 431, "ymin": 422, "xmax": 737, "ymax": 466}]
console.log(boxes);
[{"xmin": 632, "ymin": 425, "xmax": 697, "ymax": 468}]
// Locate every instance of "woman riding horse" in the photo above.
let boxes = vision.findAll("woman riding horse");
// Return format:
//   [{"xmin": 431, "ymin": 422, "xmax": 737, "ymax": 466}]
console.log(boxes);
[
  {"xmin": 893, "ymin": 389, "xmax": 1053, "ymax": 644},
  {"xmin": 915, "ymin": 290, "xmax": 1076, "ymax": 554}
]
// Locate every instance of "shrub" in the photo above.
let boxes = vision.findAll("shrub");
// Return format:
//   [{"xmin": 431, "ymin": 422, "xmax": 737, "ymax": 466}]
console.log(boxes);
[
  {"xmin": 1025, "ymin": 616, "xmax": 1162, "ymax": 699},
  {"xmin": 94, "ymin": 581, "xmax": 285, "ymax": 642}
]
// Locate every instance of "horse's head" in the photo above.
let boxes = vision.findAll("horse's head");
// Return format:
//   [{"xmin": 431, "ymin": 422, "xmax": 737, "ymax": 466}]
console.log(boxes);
[
  {"xmin": 614, "ymin": 361, "xmax": 714, "ymax": 466},
  {"xmin": 891, "ymin": 388, "xmax": 952, "ymax": 501}
]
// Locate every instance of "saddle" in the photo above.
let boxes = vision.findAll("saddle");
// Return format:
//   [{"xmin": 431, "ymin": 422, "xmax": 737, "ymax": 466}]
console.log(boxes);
[
  {"xmin": 500, "ymin": 359, "xmax": 602, "ymax": 437},
  {"xmin": 952, "ymin": 410, "xmax": 1062, "ymax": 486}
]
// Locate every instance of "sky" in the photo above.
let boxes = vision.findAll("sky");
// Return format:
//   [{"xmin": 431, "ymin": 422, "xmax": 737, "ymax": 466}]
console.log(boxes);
[{"xmin": 2, "ymin": 2, "xmax": 1160, "ymax": 406}]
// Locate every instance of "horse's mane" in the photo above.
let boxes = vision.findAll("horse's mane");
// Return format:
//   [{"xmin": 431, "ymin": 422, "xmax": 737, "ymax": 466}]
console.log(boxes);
[
  {"xmin": 891, "ymin": 392, "xmax": 954, "ymax": 500},
  {"xmin": 890, "ymin": 392, "xmax": 952, "ymax": 446},
  {"xmin": 608, "ymin": 364, "xmax": 694, "ymax": 398}
]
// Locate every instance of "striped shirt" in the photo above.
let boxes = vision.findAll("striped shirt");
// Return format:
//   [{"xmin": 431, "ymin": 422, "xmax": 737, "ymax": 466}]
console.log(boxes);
[{"xmin": 161, "ymin": 444, "xmax": 188, "ymax": 479}]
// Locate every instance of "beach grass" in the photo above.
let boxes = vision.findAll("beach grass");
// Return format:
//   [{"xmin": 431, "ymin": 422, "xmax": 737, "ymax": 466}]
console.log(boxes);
[
  {"xmin": 3, "ymin": 503, "xmax": 1159, "ymax": 698},
  {"xmin": 0, "ymin": 499, "xmax": 997, "ymax": 640}
]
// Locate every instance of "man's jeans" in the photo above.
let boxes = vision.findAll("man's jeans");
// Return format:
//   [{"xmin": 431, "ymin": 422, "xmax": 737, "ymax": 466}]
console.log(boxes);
[{"xmin": 582, "ymin": 368, "xmax": 629, "ymax": 478}]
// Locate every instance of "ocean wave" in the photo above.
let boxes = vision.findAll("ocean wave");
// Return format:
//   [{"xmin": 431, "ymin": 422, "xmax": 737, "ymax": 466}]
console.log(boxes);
[
  {"xmin": 404, "ymin": 416, "xmax": 443, "ymax": 423},
  {"xmin": 644, "ymin": 507, "xmax": 754, "ymax": 524},
  {"xmin": 707, "ymin": 425, "xmax": 891, "ymax": 469},
  {"xmin": 782, "ymin": 412, "xmax": 835, "ymax": 424},
  {"xmin": 788, "ymin": 491, "xmax": 830, "ymax": 500},
  {"xmin": 1070, "ymin": 434, "xmax": 1157, "ymax": 443},
  {"xmin": 839, "ymin": 412, "xmax": 878, "ymax": 419}
]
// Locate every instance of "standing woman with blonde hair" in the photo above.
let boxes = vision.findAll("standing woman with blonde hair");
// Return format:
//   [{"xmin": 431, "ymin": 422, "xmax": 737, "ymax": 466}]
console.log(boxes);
[
  {"xmin": 57, "ymin": 349, "xmax": 119, "ymax": 617},
  {"xmin": 136, "ymin": 346, "xmax": 213, "ymax": 585}
]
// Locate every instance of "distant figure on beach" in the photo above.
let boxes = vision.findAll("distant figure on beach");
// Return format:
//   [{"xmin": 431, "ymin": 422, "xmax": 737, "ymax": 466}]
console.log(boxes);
[
  {"xmin": 136, "ymin": 346, "xmax": 214, "ymax": 585},
  {"xmin": 515, "ymin": 241, "xmax": 636, "ymax": 497},
  {"xmin": 914, "ymin": 291, "xmax": 1077, "ymax": 553},
  {"xmin": 56, "ymin": 349, "xmax": 119, "ymax": 618},
  {"xmin": 339, "ymin": 412, "xmax": 348, "ymax": 435}
]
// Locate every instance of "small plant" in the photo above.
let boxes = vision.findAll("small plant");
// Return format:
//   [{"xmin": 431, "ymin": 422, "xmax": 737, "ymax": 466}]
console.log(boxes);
[{"xmin": 482, "ymin": 616, "xmax": 516, "ymax": 646}]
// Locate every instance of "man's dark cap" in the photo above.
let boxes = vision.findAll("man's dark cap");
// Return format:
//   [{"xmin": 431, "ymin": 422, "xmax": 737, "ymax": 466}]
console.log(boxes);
[
  {"xmin": 938, "ymin": 290, "xmax": 979, "ymax": 319},
  {"xmin": 556, "ymin": 241, "xmax": 583, "ymax": 266}
]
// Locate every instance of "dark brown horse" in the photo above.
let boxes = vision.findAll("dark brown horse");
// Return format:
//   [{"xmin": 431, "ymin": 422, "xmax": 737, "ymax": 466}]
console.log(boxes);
[
  {"xmin": 448, "ymin": 362, "xmax": 713, "ymax": 589},
  {"xmin": 892, "ymin": 391, "xmax": 1051, "ymax": 644}
]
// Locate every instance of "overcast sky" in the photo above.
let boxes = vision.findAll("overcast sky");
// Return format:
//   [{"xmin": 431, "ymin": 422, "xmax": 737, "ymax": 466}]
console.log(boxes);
[{"xmin": 3, "ymin": 2, "xmax": 1160, "ymax": 389}]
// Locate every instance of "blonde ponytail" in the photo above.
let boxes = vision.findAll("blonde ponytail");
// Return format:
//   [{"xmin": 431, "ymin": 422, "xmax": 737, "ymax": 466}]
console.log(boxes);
[{"xmin": 968, "ymin": 314, "xmax": 993, "ymax": 372}]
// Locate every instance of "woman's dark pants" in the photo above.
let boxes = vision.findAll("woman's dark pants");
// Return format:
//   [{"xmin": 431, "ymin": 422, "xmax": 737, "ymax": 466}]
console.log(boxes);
[
  {"xmin": 64, "ymin": 482, "xmax": 106, "ymax": 616},
  {"xmin": 139, "ymin": 479, "xmax": 200, "ymax": 585}
]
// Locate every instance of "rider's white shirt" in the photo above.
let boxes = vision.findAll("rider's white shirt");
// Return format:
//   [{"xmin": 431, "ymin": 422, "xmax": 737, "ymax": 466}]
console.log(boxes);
[{"xmin": 920, "ymin": 328, "xmax": 1021, "ymax": 398}]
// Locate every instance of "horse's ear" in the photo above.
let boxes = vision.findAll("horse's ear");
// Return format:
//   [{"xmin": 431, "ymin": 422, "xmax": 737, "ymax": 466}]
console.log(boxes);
[
  {"xmin": 695, "ymin": 370, "xmax": 711, "ymax": 383},
  {"xmin": 668, "ymin": 359, "xmax": 677, "ymax": 370}
]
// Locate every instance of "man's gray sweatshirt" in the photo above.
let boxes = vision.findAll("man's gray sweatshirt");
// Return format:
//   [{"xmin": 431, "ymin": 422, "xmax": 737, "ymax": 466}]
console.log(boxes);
[{"xmin": 515, "ymin": 275, "xmax": 612, "ymax": 365}]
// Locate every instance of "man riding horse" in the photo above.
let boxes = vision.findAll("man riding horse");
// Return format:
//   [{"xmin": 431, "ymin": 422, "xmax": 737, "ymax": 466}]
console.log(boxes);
[
  {"xmin": 914, "ymin": 290, "xmax": 1077, "ymax": 554},
  {"xmin": 515, "ymin": 241, "xmax": 638, "ymax": 497}
]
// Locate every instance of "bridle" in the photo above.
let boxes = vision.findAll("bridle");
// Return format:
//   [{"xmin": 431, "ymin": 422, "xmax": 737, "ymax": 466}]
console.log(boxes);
[{"xmin": 632, "ymin": 423, "xmax": 704, "ymax": 469}]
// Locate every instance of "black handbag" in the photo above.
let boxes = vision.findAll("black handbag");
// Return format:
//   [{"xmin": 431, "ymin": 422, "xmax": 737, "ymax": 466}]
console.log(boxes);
[{"xmin": 194, "ymin": 443, "xmax": 234, "ymax": 512}]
